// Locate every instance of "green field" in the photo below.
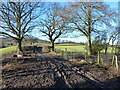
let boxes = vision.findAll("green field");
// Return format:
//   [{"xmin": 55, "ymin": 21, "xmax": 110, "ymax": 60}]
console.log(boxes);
[
  {"xmin": 55, "ymin": 45, "xmax": 85, "ymax": 53},
  {"xmin": 0, "ymin": 46, "xmax": 18, "ymax": 56},
  {"xmin": 35, "ymin": 43, "xmax": 86, "ymax": 53},
  {"xmin": 55, "ymin": 45, "xmax": 113, "ymax": 54},
  {"xmin": 35, "ymin": 43, "xmax": 114, "ymax": 54},
  {"xmin": 0, "ymin": 43, "xmax": 115, "ymax": 55}
]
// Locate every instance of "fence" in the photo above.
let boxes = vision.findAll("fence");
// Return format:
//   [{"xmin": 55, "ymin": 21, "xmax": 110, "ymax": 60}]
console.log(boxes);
[
  {"xmin": 54, "ymin": 48, "xmax": 120, "ymax": 70},
  {"xmin": 54, "ymin": 48, "xmax": 84, "ymax": 60}
]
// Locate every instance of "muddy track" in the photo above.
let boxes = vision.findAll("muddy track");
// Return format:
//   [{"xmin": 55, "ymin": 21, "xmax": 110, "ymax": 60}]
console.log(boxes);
[
  {"xmin": 2, "ymin": 52, "xmax": 120, "ymax": 88},
  {"xmin": 49, "ymin": 58, "xmax": 107, "ymax": 88}
]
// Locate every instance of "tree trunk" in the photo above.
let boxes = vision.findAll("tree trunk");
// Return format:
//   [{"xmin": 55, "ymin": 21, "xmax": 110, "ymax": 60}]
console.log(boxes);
[
  {"xmin": 104, "ymin": 44, "xmax": 108, "ymax": 54},
  {"xmin": 88, "ymin": 35, "xmax": 92, "ymax": 55},
  {"xmin": 87, "ymin": 8, "xmax": 92, "ymax": 55},
  {"xmin": 51, "ymin": 41, "xmax": 55, "ymax": 51},
  {"xmin": 105, "ymin": 47, "xmax": 108, "ymax": 54},
  {"xmin": 17, "ymin": 39, "xmax": 22, "ymax": 51}
]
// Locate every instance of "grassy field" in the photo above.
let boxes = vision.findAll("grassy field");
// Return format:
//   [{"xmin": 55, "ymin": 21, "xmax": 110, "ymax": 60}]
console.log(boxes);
[
  {"xmin": 35, "ymin": 43, "xmax": 86, "ymax": 53},
  {"xmin": 0, "ymin": 46, "xmax": 18, "ymax": 56},
  {"xmin": 0, "ymin": 43, "xmax": 114, "ymax": 56},
  {"xmin": 35, "ymin": 43, "xmax": 84, "ymax": 46},
  {"xmin": 35, "ymin": 43, "xmax": 114, "ymax": 54},
  {"xmin": 55, "ymin": 45, "xmax": 113, "ymax": 53},
  {"xmin": 55, "ymin": 45, "xmax": 85, "ymax": 53}
]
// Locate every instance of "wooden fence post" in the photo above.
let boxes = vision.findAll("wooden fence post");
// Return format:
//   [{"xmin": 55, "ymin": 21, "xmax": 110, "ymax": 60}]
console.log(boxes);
[
  {"xmin": 85, "ymin": 55, "xmax": 87, "ymax": 60},
  {"xmin": 62, "ymin": 51, "xmax": 64, "ymax": 59},
  {"xmin": 84, "ymin": 52, "xmax": 87, "ymax": 60},
  {"xmin": 72, "ymin": 52, "xmax": 74, "ymax": 60},
  {"xmin": 101, "ymin": 57, "xmax": 103, "ymax": 64},
  {"xmin": 65, "ymin": 48, "xmax": 67, "ymax": 60},
  {"xmin": 65, "ymin": 48, "xmax": 67, "ymax": 52},
  {"xmin": 73, "ymin": 52, "xmax": 75, "ymax": 60},
  {"xmin": 115, "ymin": 55, "xmax": 119, "ymax": 71},
  {"xmin": 70, "ymin": 52, "xmax": 72, "ymax": 60},
  {"xmin": 97, "ymin": 51, "xmax": 101, "ymax": 64},
  {"xmin": 112, "ymin": 54, "xmax": 115, "ymax": 65}
]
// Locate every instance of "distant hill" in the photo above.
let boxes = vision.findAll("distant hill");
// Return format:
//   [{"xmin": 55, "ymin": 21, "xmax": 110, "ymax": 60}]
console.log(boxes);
[
  {"xmin": 0, "ymin": 37, "xmax": 50, "ymax": 48},
  {"xmin": 22, "ymin": 37, "xmax": 50, "ymax": 45},
  {"xmin": 37, "ymin": 39, "xmax": 50, "ymax": 43},
  {"xmin": 0, "ymin": 37, "xmax": 16, "ymax": 48}
]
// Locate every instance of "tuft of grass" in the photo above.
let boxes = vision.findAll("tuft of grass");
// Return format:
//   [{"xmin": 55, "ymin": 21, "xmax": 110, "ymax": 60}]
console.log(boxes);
[{"xmin": 0, "ymin": 46, "xmax": 18, "ymax": 56}]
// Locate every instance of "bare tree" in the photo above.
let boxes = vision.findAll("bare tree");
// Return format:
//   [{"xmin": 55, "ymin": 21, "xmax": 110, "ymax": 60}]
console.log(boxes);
[
  {"xmin": 39, "ymin": 3, "xmax": 68, "ymax": 51},
  {"xmin": 0, "ymin": 2, "xmax": 43, "ymax": 51},
  {"xmin": 105, "ymin": 28, "xmax": 119, "ymax": 54},
  {"xmin": 62, "ymin": 2, "xmax": 116, "ymax": 55},
  {"xmin": 23, "ymin": 35, "xmax": 39, "ymax": 45}
]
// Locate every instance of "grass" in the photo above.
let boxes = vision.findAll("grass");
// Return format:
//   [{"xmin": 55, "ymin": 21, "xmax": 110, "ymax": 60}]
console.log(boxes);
[
  {"xmin": 101, "ymin": 47, "xmax": 116, "ymax": 53},
  {"xmin": 0, "ymin": 43, "xmax": 115, "ymax": 56},
  {"xmin": 55, "ymin": 43, "xmax": 84, "ymax": 46},
  {"xmin": 35, "ymin": 43, "xmax": 86, "ymax": 53},
  {"xmin": 55, "ymin": 44, "xmax": 114, "ymax": 54},
  {"xmin": 55, "ymin": 45, "xmax": 85, "ymax": 53},
  {"xmin": 34, "ymin": 43, "xmax": 86, "ymax": 53},
  {"xmin": 34, "ymin": 43, "xmax": 84, "ymax": 46},
  {"xmin": 0, "ymin": 46, "xmax": 18, "ymax": 56},
  {"xmin": 34, "ymin": 43, "xmax": 115, "ymax": 53}
]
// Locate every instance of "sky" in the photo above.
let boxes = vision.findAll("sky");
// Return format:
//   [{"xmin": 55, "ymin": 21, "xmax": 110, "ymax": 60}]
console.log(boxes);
[
  {"xmin": 1, "ymin": 1, "xmax": 118, "ymax": 44},
  {"xmin": 30, "ymin": 1, "xmax": 119, "ymax": 43}
]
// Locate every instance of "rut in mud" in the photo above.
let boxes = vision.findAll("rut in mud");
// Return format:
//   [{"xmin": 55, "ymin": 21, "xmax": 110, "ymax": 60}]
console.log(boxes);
[{"xmin": 1, "ymin": 52, "xmax": 120, "ymax": 88}]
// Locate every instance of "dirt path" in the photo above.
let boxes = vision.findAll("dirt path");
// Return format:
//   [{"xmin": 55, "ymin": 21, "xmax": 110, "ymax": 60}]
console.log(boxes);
[{"xmin": 2, "ymin": 52, "xmax": 120, "ymax": 88}]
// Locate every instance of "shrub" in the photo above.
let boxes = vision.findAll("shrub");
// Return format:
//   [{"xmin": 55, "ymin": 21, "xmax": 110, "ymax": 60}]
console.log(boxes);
[{"xmin": 92, "ymin": 40, "xmax": 106, "ymax": 55}]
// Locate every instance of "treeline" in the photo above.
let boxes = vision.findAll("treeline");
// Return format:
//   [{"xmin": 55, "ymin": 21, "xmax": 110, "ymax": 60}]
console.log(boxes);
[{"xmin": 0, "ymin": 1, "xmax": 119, "ymax": 55}]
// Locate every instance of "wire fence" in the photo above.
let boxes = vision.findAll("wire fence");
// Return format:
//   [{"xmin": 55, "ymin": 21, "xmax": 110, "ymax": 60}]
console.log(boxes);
[
  {"xmin": 54, "ymin": 48, "xmax": 85, "ymax": 60},
  {"xmin": 54, "ymin": 48, "xmax": 120, "ymax": 70}
]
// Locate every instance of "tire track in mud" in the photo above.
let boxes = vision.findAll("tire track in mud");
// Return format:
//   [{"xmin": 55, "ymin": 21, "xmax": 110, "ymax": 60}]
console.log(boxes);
[
  {"xmin": 2, "ymin": 56, "xmax": 109, "ymax": 88},
  {"xmin": 50, "ymin": 58, "xmax": 107, "ymax": 88}
]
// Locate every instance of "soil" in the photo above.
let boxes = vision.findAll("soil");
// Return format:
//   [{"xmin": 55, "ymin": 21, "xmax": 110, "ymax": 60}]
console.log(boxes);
[{"xmin": 1, "ymin": 52, "xmax": 120, "ymax": 89}]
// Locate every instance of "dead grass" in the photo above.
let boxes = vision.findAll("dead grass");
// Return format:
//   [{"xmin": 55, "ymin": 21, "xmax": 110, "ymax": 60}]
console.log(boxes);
[{"xmin": 109, "ymin": 66, "xmax": 120, "ymax": 75}]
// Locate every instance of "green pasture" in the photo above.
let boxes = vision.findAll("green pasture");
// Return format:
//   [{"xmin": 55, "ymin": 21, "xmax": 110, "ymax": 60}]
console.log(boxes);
[
  {"xmin": 0, "ymin": 46, "xmax": 18, "ymax": 56},
  {"xmin": 35, "ymin": 43, "xmax": 86, "ymax": 53},
  {"xmin": 34, "ymin": 43, "xmax": 83, "ymax": 46},
  {"xmin": 0, "ymin": 43, "xmax": 116, "ymax": 56},
  {"xmin": 55, "ymin": 45, "xmax": 114, "ymax": 54},
  {"xmin": 55, "ymin": 45, "xmax": 85, "ymax": 53},
  {"xmin": 55, "ymin": 43, "xmax": 84, "ymax": 46}
]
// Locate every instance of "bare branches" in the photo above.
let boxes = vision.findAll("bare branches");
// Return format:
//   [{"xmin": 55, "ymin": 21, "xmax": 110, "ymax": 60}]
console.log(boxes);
[
  {"xmin": 0, "ymin": 31, "xmax": 18, "ymax": 40},
  {"xmin": 0, "ymin": 2, "xmax": 43, "ymax": 51},
  {"xmin": 39, "ymin": 3, "xmax": 67, "ymax": 51},
  {"xmin": 0, "ymin": 2, "xmax": 42, "ymax": 38},
  {"xmin": 61, "ymin": 2, "xmax": 117, "ymax": 55}
]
